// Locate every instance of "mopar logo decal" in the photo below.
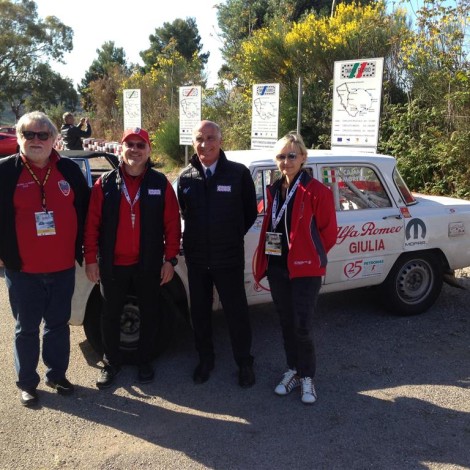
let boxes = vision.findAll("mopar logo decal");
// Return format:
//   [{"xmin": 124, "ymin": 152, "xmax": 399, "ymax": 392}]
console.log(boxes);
[{"xmin": 405, "ymin": 218, "xmax": 427, "ymax": 247}]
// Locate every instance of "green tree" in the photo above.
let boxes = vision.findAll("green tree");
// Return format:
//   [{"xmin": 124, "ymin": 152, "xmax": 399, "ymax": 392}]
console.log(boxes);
[
  {"xmin": 6, "ymin": 63, "xmax": 78, "ymax": 119},
  {"xmin": 380, "ymin": 0, "xmax": 470, "ymax": 197},
  {"xmin": 140, "ymin": 18, "xmax": 208, "ymax": 73},
  {"xmin": 216, "ymin": 0, "xmax": 376, "ymax": 81},
  {"xmin": 79, "ymin": 41, "xmax": 130, "ymax": 111},
  {"xmin": 234, "ymin": 2, "xmax": 409, "ymax": 146},
  {"xmin": 0, "ymin": 0, "xmax": 73, "ymax": 116}
]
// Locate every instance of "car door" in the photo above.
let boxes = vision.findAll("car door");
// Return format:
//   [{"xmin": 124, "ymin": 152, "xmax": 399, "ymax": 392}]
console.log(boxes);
[{"xmin": 313, "ymin": 162, "xmax": 405, "ymax": 291}]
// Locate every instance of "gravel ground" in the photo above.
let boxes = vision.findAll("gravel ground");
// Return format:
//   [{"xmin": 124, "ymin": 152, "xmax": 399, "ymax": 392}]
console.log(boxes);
[{"xmin": 0, "ymin": 273, "xmax": 469, "ymax": 470}]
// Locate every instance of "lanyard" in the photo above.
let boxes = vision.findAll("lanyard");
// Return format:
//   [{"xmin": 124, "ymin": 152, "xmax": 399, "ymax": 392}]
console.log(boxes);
[
  {"xmin": 121, "ymin": 178, "xmax": 141, "ymax": 229},
  {"xmin": 271, "ymin": 177, "xmax": 301, "ymax": 231},
  {"xmin": 23, "ymin": 160, "xmax": 52, "ymax": 213}
]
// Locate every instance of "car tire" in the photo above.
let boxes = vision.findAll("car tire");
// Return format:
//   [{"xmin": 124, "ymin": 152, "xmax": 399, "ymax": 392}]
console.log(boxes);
[
  {"xmin": 83, "ymin": 276, "xmax": 189, "ymax": 364},
  {"xmin": 382, "ymin": 252, "xmax": 443, "ymax": 316}
]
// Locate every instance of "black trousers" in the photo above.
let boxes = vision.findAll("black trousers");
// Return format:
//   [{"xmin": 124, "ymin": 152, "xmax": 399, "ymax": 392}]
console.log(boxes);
[
  {"xmin": 267, "ymin": 264, "xmax": 321, "ymax": 378},
  {"xmin": 187, "ymin": 264, "xmax": 253, "ymax": 367},
  {"xmin": 100, "ymin": 264, "xmax": 160, "ymax": 366}
]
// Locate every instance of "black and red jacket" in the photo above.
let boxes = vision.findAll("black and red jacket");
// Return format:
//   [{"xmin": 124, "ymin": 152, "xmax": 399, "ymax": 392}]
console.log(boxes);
[
  {"xmin": 84, "ymin": 164, "xmax": 181, "ymax": 278},
  {"xmin": 254, "ymin": 170, "xmax": 337, "ymax": 281},
  {"xmin": 0, "ymin": 151, "xmax": 90, "ymax": 271}
]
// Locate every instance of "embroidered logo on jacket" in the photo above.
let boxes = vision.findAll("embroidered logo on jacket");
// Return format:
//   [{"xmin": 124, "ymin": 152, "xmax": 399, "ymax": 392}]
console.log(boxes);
[
  {"xmin": 58, "ymin": 180, "xmax": 71, "ymax": 196},
  {"xmin": 217, "ymin": 185, "xmax": 231, "ymax": 192},
  {"xmin": 148, "ymin": 189, "xmax": 161, "ymax": 196}
]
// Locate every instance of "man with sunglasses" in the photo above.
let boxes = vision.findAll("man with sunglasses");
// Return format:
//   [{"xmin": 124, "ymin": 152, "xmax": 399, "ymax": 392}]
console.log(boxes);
[
  {"xmin": 84, "ymin": 128, "xmax": 181, "ymax": 388},
  {"xmin": 60, "ymin": 112, "xmax": 92, "ymax": 150},
  {"xmin": 0, "ymin": 111, "xmax": 90, "ymax": 407}
]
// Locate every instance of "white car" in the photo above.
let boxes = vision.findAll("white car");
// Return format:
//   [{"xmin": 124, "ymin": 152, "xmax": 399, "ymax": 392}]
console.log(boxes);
[{"xmin": 67, "ymin": 149, "xmax": 470, "ymax": 361}]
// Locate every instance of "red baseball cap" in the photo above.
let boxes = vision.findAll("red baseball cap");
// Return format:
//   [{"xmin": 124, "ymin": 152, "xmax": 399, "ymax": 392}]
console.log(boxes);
[{"xmin": 121, "ymin": 127, "xmax": 151, "ymax": 147}]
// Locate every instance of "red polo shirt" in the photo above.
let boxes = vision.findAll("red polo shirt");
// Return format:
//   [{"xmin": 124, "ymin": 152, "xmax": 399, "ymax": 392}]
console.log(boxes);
[{"xmin": 14, "ymin": 153, "xmax": 77, "ymax": 273}]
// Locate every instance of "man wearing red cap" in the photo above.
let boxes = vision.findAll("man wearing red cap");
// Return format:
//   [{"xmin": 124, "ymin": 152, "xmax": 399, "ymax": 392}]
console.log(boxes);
[{"xmin": 84, "ymin": 127, "xmax": 181, "ymax": 388}]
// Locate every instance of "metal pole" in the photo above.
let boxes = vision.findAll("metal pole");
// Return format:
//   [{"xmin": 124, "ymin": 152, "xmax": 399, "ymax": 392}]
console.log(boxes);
[
  {"xmin": 185, "ymin": 145, "xmax": 189, "ymax": 166},
  {"xmin": 297, "ymin": 77, "xmax": 303, "ymax": 135}
]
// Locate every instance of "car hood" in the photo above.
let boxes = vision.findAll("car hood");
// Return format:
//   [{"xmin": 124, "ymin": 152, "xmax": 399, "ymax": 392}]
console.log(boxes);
[{"xmin": 413, "ymin": 193, "xmax": 470, "ymax": 209}]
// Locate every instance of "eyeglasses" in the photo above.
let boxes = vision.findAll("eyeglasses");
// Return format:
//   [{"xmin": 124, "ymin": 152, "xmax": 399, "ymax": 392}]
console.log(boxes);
[
  {"xmin": 124, "ymin": 141, "xmax": 147, "ymax": 149},
  {"xmin": 275, "ymin": 152, "xmax": 297, "ymax": 161},
  {"xmin": 22, "ymin": 131, "xmax": 51, "ymax": 141}
]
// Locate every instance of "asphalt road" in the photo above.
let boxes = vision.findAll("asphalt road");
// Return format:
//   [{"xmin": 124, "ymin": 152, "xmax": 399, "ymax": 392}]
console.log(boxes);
[{"xmin": 0, "ymin": 274, "xmax": 469, "ymax": 470}]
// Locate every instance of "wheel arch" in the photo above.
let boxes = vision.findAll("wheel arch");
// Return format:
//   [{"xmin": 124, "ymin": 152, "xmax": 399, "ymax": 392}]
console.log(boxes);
[
  {"xmin": 381, "ymin": 248, "xmax": 445, "ymax": 316},
  {"xmin": 81, "ymin": 273, "xmax": 190, "ymax": 363}
]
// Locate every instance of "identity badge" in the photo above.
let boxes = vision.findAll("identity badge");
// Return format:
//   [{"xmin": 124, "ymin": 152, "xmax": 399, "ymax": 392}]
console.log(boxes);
[
  {"xmin": 265, "ymin": 231, "xmax": 282, "ymax": 256},
  {"xmin": 35, "ymin": 211, "xmax": 56, "ymax": 236}
]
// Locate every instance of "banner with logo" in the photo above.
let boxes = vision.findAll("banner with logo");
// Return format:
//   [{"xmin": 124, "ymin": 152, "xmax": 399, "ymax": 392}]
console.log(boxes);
[
  {"xmin": 251, "ymin": 83, "xmax": 279, "ymax": 150},
  {"xmin": 331, "ymin": 58, "xmax": 384, "ymax": 152}
]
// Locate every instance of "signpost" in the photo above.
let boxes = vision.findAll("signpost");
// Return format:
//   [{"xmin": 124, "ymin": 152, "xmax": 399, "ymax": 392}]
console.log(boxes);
[
  {"xmin": 123, "ymin": 89, "xmax": 142, "ymax": 129},
  {"xmin": 179, "ymin": 86, "xmax": 202, "ymax": 165},
  {"xmin": 251, "ymin": 83, "xmax": 279, "ymax": 150},
  {"xmin": 179, "ymin": 86, "xmax": 202, "ymax": 146},
  {"xmin": 331, "ymin": 58, "xmax": 384, "ymax": 152}
]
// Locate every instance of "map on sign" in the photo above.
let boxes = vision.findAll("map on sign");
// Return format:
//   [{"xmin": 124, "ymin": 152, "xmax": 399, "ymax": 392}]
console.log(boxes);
[
  {"xmin": 335, "ymin": 83, "xmax": 376, "ymax": 117},
  {"xmin": 180, "ymin": 100, "xmax": 199, "ymax": 119},
  {"xmin": 331, "ymin": 58, "xmax": 384, "ymax": 151},
  {"xmin": 253, "ymin": 98, "xmax": 276, "ymax": 120}
]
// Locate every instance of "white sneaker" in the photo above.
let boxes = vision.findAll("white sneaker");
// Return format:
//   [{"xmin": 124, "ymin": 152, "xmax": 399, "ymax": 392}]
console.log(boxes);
[
  {"xmin": 274, "ymin": 369, "xmax": 301, "ymax": 396},
  {"xmin": 300, "ymin": 377, "xmax": 317, "ymax": 404}
]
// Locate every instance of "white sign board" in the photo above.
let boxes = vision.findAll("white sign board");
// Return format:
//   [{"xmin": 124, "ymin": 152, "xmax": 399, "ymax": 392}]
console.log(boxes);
[
  {"xmin": 251, "ymin": 83, "xmax": 279, "ymax": 150},
  {"xmin": 123, "ymin": 89, "xmax": 141, "ymax": 129},
  {"xmin": 331, "ymin": 58, "xmax": 384, "ymax": 151},
  {"xmin": 179, "ymin": 86, "xmax": 202, "ymax": 145}
]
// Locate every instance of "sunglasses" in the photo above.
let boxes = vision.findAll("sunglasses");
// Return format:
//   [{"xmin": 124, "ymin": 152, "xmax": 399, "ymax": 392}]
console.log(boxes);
[
  {"xmin": 276, "ymin": 152, "xmax": 297, "ymax": 161},
  {"xmin": 125, "ymin": 141, "xmax": 146, "ymax": 149},
  {"xmin": 22, "ymin": 131, "xmax": 51, "ymax": 141}
]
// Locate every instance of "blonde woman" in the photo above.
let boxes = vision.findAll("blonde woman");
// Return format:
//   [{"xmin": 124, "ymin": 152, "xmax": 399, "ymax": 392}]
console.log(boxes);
[{"xmin": 254, "ymin": 133, "xmax": 337, "ymax": 404}]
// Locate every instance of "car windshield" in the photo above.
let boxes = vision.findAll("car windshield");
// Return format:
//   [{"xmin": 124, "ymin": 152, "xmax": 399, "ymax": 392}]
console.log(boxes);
[{"xmin": 393, "ymin": 168, "xmax": 416, "ymax": 205}]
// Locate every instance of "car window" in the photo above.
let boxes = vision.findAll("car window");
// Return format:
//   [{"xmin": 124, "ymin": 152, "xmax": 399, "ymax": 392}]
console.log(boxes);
[
  {"xmin": 393, "ymin": 168, "xmax": 416, "ymax": 205},
  {"xmin": 87, "ymin": 156, "xmax": 116, "ymax": 184},
  {"xmin": 71, "ymin": 158, "xmax": 87, "ymax": 178},
  {"xmin": 253, "ymin": 168, "xmax": 278, "ymax": 214},
  {"xmin": 321, "ymin": 165, "xmax": 392, "ymax": 211},
  {"xmin": 253, "ymin": 167, "xmax": 313, "ymax": 214}
]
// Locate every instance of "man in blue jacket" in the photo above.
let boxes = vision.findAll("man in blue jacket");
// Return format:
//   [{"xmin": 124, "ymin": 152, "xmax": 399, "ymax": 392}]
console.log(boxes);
[{"xmin": 177, "ymin": 120, "xmax": 258, "ymax": 387}]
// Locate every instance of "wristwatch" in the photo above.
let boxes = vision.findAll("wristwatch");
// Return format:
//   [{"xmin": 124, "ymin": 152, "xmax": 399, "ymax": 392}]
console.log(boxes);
[{"xmin": 165, "ymin": 257, "xmax": 178, "ymax": 267}]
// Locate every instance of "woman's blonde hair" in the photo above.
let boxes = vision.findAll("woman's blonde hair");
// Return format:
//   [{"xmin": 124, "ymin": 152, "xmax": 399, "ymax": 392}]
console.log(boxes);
[{"xmin": 272, "ymin": 132, "xmax": 308, "ymax": 157}]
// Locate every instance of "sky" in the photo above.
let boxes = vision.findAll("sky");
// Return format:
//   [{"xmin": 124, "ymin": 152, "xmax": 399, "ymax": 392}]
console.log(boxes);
[{"xmin": 35, "ymin": 0, "xmax": 224, "ymax": 88}]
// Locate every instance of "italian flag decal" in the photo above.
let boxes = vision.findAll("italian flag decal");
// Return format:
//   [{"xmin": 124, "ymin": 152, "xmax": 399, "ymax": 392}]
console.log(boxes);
[{"xmin": 323, "ymin": 169, "xmax": 336, "ymax": 183}]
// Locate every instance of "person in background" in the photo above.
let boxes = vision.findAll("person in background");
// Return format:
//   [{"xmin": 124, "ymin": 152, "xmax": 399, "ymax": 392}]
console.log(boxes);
[
  {"xmin": 254, "ymin": 132, "xmax": 337, "ymax": 404},
  {"xmin": 84, "ymin": 127, "xmax": 181, "ymax": 388},
  {"xmin": 177, "ymin": 120, "xmax": 258, "ymax": 387},
  {"xmin": 60, "ymin": 112, "xmax": 92, "ymax": 150},
  {"xmin": 0, "ymin": 111, "xmax": 90, "ymax": 407}
]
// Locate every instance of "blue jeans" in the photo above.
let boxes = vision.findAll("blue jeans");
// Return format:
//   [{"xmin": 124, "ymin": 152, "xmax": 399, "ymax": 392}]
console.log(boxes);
[
  {"xmin": 5, "ymin": 267, "xmax": 75, "ymax": 390},
  {"xmin": 267, "ymin": 265, "xmax": 321, "ymax": 378}
]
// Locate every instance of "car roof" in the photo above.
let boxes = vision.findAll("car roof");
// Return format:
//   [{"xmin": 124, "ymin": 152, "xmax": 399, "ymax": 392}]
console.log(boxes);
[
  {"xmin": 225, "ymin": 149, "xmax": 397, "ymax": 170},
  {"xmin": 59, "ymin": 150, "xmax": 119, "ymax": 167}
]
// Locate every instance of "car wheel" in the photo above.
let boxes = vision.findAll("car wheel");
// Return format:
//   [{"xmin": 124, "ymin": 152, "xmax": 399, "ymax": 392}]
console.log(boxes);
[
  {"xmin": 382, "ymin": 252, "xmax": 443, "ymax": 315},
  {"xmin": 83, "ymin": 276, "xmax": 188, "ymax": 364}
]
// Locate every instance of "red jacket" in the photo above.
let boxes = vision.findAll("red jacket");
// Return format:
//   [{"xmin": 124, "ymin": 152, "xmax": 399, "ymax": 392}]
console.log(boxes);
[{"xmin": 254, "ymin": 171, "xmax": 337, "ymax": 281}]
